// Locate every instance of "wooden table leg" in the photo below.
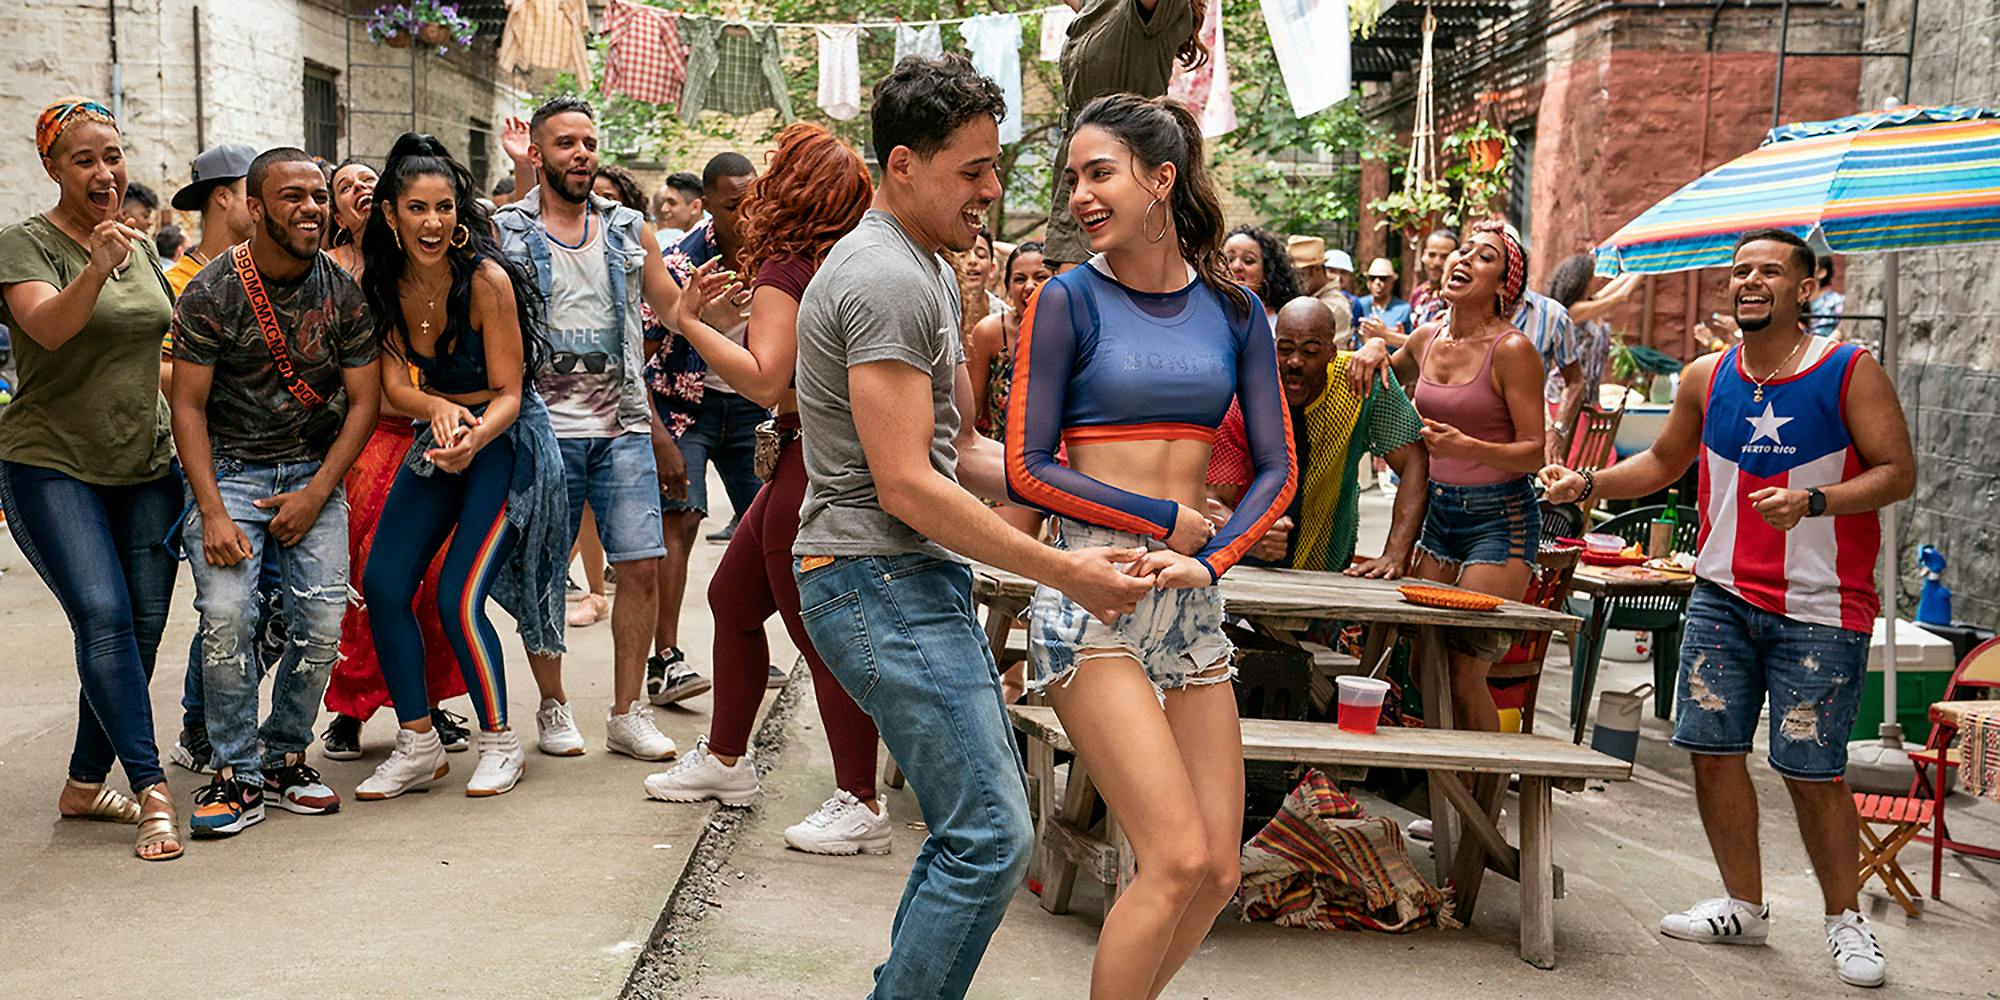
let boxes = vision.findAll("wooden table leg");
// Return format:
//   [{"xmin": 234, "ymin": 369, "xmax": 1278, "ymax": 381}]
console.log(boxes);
[
  {"xmin": 1414, "ymin": 624, "xmax": 1457, "ymax": 885},
  {"xmin": 1042, "ymin": 757, "xmax": 1098, "ymax": 916},
  {"xmin": 1518, "ymin": 776, "xmax": 1556, "ymax": 969},
  {"xmin": 1448, "ymin": 772, "xmax": 1506, "ymax": 921},
  {"xmin": 1570, "ymin": 596, "xmax": 1613, "ymax": 744},
  {"xmin": 983, "ymin": 595, "xmax": 1024, "ymax": 665},
  {"xmin": 1025, "ymin": 737, "xmax": 1056, "ymax": 888}
]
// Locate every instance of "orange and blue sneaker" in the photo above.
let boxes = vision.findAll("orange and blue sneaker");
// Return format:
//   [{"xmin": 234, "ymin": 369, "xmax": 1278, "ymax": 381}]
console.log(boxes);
[{"xmin": 190, "ymin": 774, "xmax": 265, "ymax": 838}]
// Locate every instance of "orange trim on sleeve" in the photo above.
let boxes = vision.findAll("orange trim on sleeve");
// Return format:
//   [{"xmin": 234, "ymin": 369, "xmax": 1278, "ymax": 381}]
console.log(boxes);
[{"xmin": 1199, "ymin": 349, "xmax": 1298, "ymax": 578}]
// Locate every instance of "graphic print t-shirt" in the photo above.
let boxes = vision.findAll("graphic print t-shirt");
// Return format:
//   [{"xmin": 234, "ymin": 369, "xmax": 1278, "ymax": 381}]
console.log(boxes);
[
  {"xmin": 539, "ymin": 226, "xmax": 627, "ymax": 438},
  {"xmin": 171, "ymin": 251, "xmax": 377, "ymax": 463}
]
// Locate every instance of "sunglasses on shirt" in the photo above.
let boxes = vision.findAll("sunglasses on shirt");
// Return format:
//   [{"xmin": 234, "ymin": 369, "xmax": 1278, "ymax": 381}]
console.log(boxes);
[{"xmin": 551, "ymin": 351, "xmax": 612, "ymax": 375}]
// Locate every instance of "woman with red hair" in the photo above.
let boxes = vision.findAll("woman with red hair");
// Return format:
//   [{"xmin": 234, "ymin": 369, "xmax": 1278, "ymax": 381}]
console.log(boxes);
[{"xmin": 641, "ymin": 124, "xmax": 889, "ymax": 855}]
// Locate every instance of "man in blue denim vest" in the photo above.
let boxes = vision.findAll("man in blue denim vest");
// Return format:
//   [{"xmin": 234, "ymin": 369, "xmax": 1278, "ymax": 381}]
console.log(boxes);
[
  {"xmin": 494, "ymin": 96, "xmax": 690, "ymax": 764},
  {"xmin": 169, "ymin": 148, "xmax": 381, "ymax": 838},
  {"xmin": 791, "ymin": 57, "xmax": 1153, "ymax": 999}
]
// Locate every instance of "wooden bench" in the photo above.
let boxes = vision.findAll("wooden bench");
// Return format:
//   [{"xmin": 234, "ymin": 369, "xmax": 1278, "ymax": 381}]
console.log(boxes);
[{"xmin": 1009, "ymin": 704, "xmax": 1633, "ymax": 969}]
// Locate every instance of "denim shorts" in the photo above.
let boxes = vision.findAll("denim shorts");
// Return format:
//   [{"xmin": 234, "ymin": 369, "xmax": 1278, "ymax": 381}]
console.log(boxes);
[
  {"xmin": 1026, "ymin": 517, "xmax": 1235, "ymax": 702},
  {"xmin": 663, "ymin": 389, "xmax": 765, "ymax": 517},
  {"xmin": 1418, "ymin": 476, "xmax": 1540, "ymax": 567},
  {"xmin": 1672, "ymin": 582, "xmax": 1869, "ymax": 781},
  {"xmin": 556, "ymin": 433, "xmax": 665, "ymax": 563}
]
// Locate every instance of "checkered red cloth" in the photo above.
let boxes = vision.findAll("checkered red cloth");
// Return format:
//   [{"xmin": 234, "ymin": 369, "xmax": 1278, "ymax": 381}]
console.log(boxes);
[{"xmin": 601, "ymin": 0, "xmax": 688, "ymax": 106}]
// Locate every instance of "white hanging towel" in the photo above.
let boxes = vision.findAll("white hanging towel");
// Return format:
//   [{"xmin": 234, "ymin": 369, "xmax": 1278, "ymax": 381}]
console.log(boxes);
[
  {"xmin": 1168, "ymin": 0, "xmax": 1237, "ymax": 137},
  {"xmin": 894, "ymin": 23, "xmax": 943, "ymax": 64},
  {"xmin": 1038, "ymin": 5, "xmax": 1077, "ymax": 61},
  {"xmin": 816, "ymin": 26, "xmax": 862, "ymax": 120},
  {"xmin": 1260, "ymin": 0, "xmax": 1351, "ymax": 118},
  {"xmin": 959, "ymin": 14, "xmax": 1023, "ymax": 144}
]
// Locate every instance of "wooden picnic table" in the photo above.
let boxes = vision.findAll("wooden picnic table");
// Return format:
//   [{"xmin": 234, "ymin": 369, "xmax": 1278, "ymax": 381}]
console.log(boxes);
[
  {"xmin": 1565, "ymin": 564, "xmax": 1699, "ymax": 742},
  {"xmin": 970, "ymin": 563, "xmax": 1581, "ymax": 922}
]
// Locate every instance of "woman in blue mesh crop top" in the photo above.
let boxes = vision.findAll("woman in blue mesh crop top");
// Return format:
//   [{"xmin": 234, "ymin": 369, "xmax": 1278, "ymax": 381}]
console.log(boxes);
[{"xmin": 1003, "ymin": 94, "xmax": 1295, "ymax": 999}]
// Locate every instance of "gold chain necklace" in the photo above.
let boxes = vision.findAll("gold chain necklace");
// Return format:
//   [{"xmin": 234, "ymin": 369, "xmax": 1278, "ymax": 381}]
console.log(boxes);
[
  {"xmin": 1747, "ymin": 333, "xmax": 1808, "ymax": 403},
  {"xmin": 411, "ymin": 272, "xmax": 450, "ymax": 339}
]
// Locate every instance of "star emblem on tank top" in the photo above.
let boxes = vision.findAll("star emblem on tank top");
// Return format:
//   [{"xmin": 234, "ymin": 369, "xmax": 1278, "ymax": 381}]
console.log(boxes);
[{"xmin": 1745, "ymin": 401, "xmax": 1794, "ymax": 445}]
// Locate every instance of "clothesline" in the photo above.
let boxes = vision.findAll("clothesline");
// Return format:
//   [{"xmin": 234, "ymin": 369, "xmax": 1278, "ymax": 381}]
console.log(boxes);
[{"xmin": 630, "ymin": 2, "xmax": 1074, "ymax": 32}]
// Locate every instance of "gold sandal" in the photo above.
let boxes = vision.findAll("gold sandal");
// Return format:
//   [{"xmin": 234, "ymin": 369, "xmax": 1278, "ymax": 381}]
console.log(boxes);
[
  {"xmin": 59, "ymin": 779, "xmax": 141, "ymax": 824},
  {"xmin": 134, "ymin": 784, "xmax": 183, "ymax": 862}
]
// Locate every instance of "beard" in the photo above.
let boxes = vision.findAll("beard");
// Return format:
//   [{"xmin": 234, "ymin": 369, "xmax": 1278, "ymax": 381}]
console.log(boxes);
[
  {"xmin": 1734, "ymin": 308, "xmax": 1773, "ymax": 332},
  {"xmin": 546, "ymin": 166, "xmax": 593, "ymax": 204},
  {"xmin": 265, "ymin": 214, "xmax": 322, "ymax": 261}
]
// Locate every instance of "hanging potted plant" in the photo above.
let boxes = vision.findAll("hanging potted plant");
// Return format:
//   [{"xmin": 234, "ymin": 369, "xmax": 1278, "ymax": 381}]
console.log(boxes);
[
  {"xmin": 1369, "ymin": 179, "xmax": 1453, "ymax": 240},
  {"xmin": 367, "ymin": 3, "xmax": 413, "ymax": 47},
  {"xmin": 408, "ymin": 0, "xmax": 478, "ymax": 54},
  {"xmin": 1443, "ymin": 121, "xmax": 1516, "ymax": 226}
]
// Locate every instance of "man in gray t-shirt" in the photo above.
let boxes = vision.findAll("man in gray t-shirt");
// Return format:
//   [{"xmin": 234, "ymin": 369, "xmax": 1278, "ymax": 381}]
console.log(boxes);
[
  {"xmin": 794, "ymin": 209, "xmax": 967, "ymax": 562},
  {"xmin": 787, "ymin": 57, "xmax": 1150, "ymax": 1000}
]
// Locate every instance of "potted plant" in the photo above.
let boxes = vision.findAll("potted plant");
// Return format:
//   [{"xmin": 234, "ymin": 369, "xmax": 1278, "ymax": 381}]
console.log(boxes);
[
  {"xmin": 1443, "ymin": 120, "xmax": 1515, "ymax": 226},
  {"xmin": 366, "ymin": 3, "xmax": 413, "ymax": 48},
  {"xmin": 408, "ymin": 0, "xmax": 477, "ymax": 54},
  {"xmin": 1369, "ymin": 179, "xmax": 1453, "ymax": 239}
]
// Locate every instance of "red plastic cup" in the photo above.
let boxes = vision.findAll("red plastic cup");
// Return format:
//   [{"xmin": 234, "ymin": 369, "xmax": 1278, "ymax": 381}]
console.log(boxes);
[{"xmin": 1335, "ymin": 675, "xmax": 1391, "ymax": 734}]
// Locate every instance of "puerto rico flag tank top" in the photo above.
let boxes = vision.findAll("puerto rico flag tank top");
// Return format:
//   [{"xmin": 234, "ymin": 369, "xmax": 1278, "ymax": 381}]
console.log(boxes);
[{"xmin": 1694, "ymin": 336, "xmax": 1880, "ymax": 632}]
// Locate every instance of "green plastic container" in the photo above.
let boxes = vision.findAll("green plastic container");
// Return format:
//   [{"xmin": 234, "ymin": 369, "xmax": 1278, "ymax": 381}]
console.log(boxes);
[{"xmin": 1849, "ymin": 619, "xmax": 1958, "ymax": 741}]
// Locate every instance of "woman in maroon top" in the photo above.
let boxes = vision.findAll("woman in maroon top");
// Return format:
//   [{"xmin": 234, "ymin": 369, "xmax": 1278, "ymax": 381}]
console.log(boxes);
[{"xmin": 641, "ymin": 124, "xmax": 889, "ymax": 855}]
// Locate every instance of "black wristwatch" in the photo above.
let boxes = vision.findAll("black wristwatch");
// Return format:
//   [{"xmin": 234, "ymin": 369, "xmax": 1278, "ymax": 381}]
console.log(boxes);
[{"xmin": 1806, "ymin": 487, "xmax": 1828, "ymax": 518}]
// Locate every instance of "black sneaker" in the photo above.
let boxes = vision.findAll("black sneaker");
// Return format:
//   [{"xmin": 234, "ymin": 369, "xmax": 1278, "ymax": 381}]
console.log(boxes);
[
  {"xmin": 171, "ymin": 725, "xmax": 217, "ymax": 774},
  {"xmin": 706, "ymin": 517, "xmax": 739, "ymax": 544},
  {"xmin": 190, "ymin": 774, "xmax": 265, "ymax": 838},
  {"xmin": 647, "ymin": 650, "xmax": 713, "ymax": 706},
  {"xmin": 430, "ymin": 707, "xmax": 472, "ymax": 753},
  {"xmin": 322, "ymin": 714, "xmax": 363, "ymax": 761},
  {"xmin": 263, "ymin": 759, "xmax": 341, "ymax": 815},
  {"xmin": 766, "ymin": 664, "xmax": 788, "ymax": 690}
]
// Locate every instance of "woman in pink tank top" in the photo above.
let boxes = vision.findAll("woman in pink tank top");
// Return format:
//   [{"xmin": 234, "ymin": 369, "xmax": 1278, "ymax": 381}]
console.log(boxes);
[{"xmin": 1363, "ymin": 221, "xmax": 1548, "ymax": 740}]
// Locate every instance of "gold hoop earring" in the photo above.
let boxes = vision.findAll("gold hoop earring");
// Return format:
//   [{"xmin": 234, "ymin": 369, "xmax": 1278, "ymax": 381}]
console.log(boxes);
[
  {"xmin": 451, "ymin": 224, "xmax": 470, "ymax": 249},
  {"xmin": 1143, "ymin": 197, "xmax": 1169, "ymax": 244},
  {"xmin": 392, "ymin": 228, "xmax": 403, "ymax": 250}
]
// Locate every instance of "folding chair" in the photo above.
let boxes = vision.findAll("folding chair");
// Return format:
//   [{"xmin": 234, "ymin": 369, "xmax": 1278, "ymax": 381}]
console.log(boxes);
[
  {"xmin": 1908, "ymin": 636, "xmax": 2000, "ymax": 899},
  {"xmin": 1854, "ymin": 792, "xmax": 1933, "ymax": 917}
]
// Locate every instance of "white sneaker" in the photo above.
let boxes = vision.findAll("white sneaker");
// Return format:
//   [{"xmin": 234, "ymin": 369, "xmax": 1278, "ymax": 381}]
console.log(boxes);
[
  {"xmin": 784, "ymin": 790, "xmax": 894, "ymax": 856},
  {"xmin": 1406, "ymin": 811, "xmax": 1505, "ymax": 844},
  {"xmin": 536, "ymin": 699, "xmax": 587, "ymax": 756},
  {"xmin": 354, "ymin": 727, "xmax": 448, "ymax": 801},
  {"xmin": 1660, "ymin": 896, "xmax": 1771, "ymax": 945},
  {"xmin": 606, "ymin": 700, "xmax": 677, "ymax": 761},
  {"xmin": 644, "ymin": 736, "xmax": 758, "ymax": 806},
  {"xmin": 1826, "ymin": 910, "xmax": 1886, "ymax": 988},
  {"xmin": 466, "ymin": 729, "xmax": 525, "ymax": 797}
]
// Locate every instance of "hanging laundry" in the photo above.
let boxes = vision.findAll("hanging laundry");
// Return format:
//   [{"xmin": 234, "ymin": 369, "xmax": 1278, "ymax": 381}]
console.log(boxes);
[
  {"xmin": 894, "ymin": 23, "xmax": 943, "ymax": 65},
  {"xmin": 816, "ymin": 26, "xmax": 862, "ymax": 121},
  {"xmin": 1260, "ymin": 0, "xmax": 1352, "ymax": 118},
  {"xmin": 1039, "ymin": 5, "xmax": 1077, "ymax": 61},
  {"xmin": 498, "ymin": 0, "xmax": 592, "ymax": 87},
  {"xmin": 1168, "ymin": 0, "xmax": 1237, "ymax": 138},
  {"xmin": 678, "ymin": 16, "xmax": 797, "ymax": 126},
  {"xmin": 959, "ymin": 14, "xmax": 1023, "ymax": 144},
  {"xmin": 601, "ymin": 0, "xmax": 688, "ymax": 106}
]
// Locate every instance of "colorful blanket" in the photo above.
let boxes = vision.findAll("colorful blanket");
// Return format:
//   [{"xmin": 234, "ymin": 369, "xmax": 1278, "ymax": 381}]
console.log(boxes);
[
  {"xmin": 1962, "ymin": 705, "xmax": 2000, "ymax": 801},
  {"xmin": 1237, "ymin": 770, "xmax": 1457, "ymax": 932}
]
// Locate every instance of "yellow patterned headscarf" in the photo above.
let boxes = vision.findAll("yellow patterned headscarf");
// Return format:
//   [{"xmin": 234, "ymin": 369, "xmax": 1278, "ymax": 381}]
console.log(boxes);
[{"xmin": 36, "ymin": 98, "xmax": 117, "ymax": 158}]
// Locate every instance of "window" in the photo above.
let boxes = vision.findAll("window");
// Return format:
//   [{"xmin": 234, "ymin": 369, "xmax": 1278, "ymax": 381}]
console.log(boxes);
[
  {"xmin": 303, "ymin": 63, "xmax": 339, "ymax": 161},
  {"xmin": 1507, "ymin": 124, "xmax": 1535, "ymax": 250},
  {"xmin": 468, "ymin": 118, "xmax": 492, "ymax": 194}
]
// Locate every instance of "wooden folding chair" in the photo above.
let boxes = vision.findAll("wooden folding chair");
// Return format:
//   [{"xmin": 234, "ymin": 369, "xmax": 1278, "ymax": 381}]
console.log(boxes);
[{"xmin": 1854, "ymin": 792, "xmax": 1933, "ymax": 917}]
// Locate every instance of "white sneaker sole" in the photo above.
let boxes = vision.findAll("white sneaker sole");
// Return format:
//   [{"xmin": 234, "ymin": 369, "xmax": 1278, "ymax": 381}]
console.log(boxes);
[
  {"xmin": 609, "ymin": 739, "xmax": 678, "ymax": 762},
  {"xmin": 1660, "ymin": 925, "xmax": 1768, "ymax": 946},
  {"xmin": 783, "ymin": 832, "xmax": 893, "ymax": 856},
  {"xmin": 354, "ymin": 763, "xmax": 449, "ymax": 801},
  {"xmin": 649, "ymin": 677, "xmax": 714, "ymax": 707},
  {"xmin": 645, "ymin": 782, "xmax": 758, "ymax": 807},
  {"xmin": 466, "ymin": 764, "xmax": 523, "ymax": 798},
  {"xmin": 538, "ymin": 740, "xmax": 587, "ymax": 757},
  {"xmin": 1836, "ymin": 966, "xmax": 1885, "ymax": 988}
]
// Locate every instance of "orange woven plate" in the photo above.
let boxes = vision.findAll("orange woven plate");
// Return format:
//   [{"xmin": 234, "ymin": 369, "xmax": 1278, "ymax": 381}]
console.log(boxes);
[{"xmin": 1398, "ymin": 584, "xmax": 1504, "ymax": 611}]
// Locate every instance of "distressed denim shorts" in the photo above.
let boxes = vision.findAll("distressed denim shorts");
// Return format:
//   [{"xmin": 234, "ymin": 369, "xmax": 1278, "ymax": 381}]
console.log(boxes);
[
  {"xmin": 555, "ymin": 433, "xmax": 665, "ymax": 563},
  {"xmin": 1672, "ymin": 582, "xmax": 1869, "ymax": 781},
  {"xmin": 1026, "ymin": 517, "xmax": 1235, "ymax": 701},
  {"xmin": 1417, "ymin": 476, "xmax": 1540, "ymax": 567}
]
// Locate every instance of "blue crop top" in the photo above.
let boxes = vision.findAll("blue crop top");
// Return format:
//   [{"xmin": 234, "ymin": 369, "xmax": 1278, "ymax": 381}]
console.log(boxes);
[
  {"xmin": 1004, "ymin": 259, "xmax": 1296, "ymax": 580},
  {"xmin": 408, "ymin": 324, "xmax": 490, "ymax": 395}
]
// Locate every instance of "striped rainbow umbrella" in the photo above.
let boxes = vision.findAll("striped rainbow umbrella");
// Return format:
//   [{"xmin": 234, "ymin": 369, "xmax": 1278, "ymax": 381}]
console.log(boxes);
[{"xmin": 1594, "ymin": 105, "xmax": 2000, "ymax": 275}]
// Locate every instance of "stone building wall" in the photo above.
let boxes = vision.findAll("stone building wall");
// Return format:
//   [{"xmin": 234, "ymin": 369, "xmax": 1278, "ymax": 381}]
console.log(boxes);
[
  {"xmin": 0, "ymin": 1, "xmax": 523, "ymax": 232},
  {"xmin": 1850, "ymin": 0, "xmax": 2000, "ymax": 625}
]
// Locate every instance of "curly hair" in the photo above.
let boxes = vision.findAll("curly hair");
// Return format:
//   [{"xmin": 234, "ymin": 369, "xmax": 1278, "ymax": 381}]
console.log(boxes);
[
  {"xmin": 1226, "ymin": 223, "xmax": 1303, "ymax": 313},
  {"xmin": 592, "ymin": 164, "xmax": 647, "ymax": 212},
  {"xmin": 737, "ymin": 123, "xmax": 873, "ymax": 281},
  {"xmin": 871, "ymin": 54, "xmax": 1006, "ymax": 165}
]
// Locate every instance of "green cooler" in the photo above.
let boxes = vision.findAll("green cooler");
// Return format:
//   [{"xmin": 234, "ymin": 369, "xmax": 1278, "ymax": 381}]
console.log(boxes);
[{"xmin": 1850, "ymin": 618, "xmax": 1957, "ymax": 740}]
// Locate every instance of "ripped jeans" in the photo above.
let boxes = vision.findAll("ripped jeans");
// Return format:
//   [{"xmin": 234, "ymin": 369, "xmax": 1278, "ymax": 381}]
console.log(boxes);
[
  {"xmin": 1027, "ymin": 517, "xmax": 1236, "ymax": 702},
  {"xmin": 184, "ymin": 457, "xmax": 350, "ymax": 786}
]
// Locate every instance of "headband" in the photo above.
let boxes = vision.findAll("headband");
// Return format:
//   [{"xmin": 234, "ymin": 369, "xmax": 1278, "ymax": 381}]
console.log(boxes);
[
  {"xmin": 1473, "ymin": 220, "xmax": 1526, "ymax": 317},
  {"xmin": 36, "ymin": 98, "xmax": 117, "ymax": 159}
]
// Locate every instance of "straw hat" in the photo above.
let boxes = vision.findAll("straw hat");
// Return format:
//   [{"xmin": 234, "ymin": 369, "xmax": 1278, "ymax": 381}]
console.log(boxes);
[
  {"xmin": 1286, "ymin": 235, "xmax": 1327, "ymax": 268},
  {"xmin": 1364, "ymin": 257, "xmax": 1399, "ymax": 279}
]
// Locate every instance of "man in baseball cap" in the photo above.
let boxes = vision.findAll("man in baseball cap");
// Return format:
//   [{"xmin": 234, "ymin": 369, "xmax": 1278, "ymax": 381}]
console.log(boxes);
[{"xmin": 165, "ymin": 143, "xmax": 258, "ymax": 296}]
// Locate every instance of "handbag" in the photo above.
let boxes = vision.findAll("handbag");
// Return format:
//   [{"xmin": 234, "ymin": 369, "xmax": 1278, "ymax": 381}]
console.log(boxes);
[{"xmin": 753, "ymin": 418, "xmax": 799, "ymax": 481}]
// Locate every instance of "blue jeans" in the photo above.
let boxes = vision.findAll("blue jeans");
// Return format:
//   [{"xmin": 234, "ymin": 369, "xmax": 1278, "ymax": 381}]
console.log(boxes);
[
  {"xmin": 1673, "ymin": 582, "xmax": 1869, "ymax": 781},
  {"xmin": 796, "ymin": 554, "xmax": 1033, "ymax": 1000},
  {"xmin": 0, "ymin": 460, "xmax": 181, "ymax": 792},
  {"xmin": 180, "ymin": 547, "xmax": 284, "ymax": 736},
  {"xmin": 183, "ymin": 458, "xmax": 350, "ymax": 785},
  {"xmin": 662, "ymin": 389, "xmax": 765, "ymax": 518},
  {"xmin": 557, "ymin": 433, "xmax": 666, "ymax": 563},
  {"xmin": 1418, "ymin": 476, "xmax": 1540, "ymax": 567}
]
